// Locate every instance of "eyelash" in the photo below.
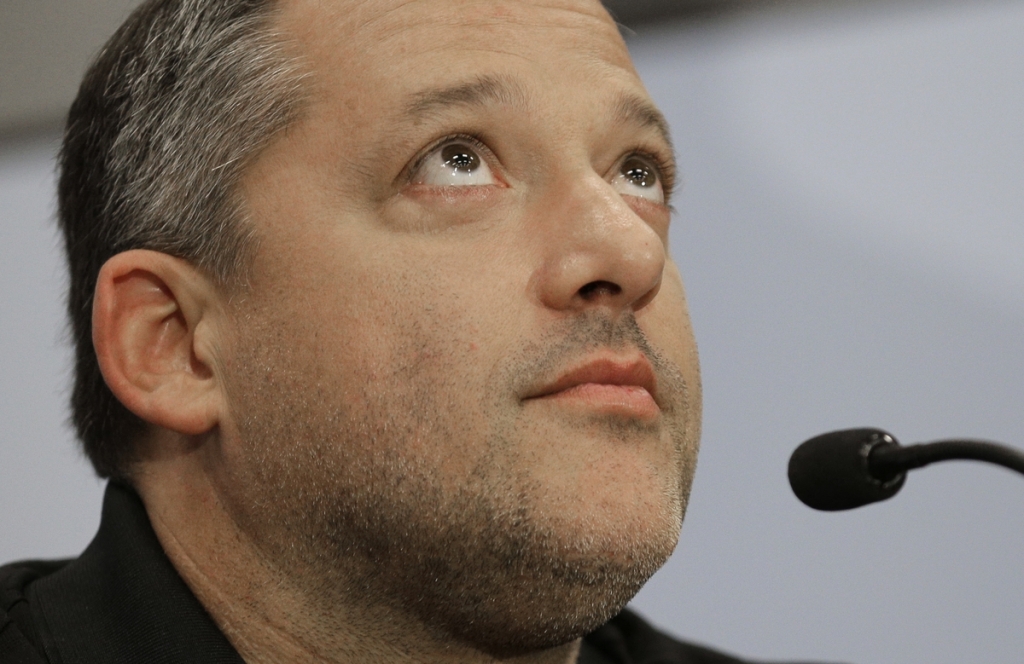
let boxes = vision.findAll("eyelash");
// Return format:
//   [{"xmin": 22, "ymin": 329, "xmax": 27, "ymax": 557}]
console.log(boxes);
[
  {"xmin": 405, "ymin": 132, "xmax": 676, "ymax": 199},
  {"xmin": 625, "ymin": 148, "xmax": 676, "ymax": 201},
  {"xmin": 406, "ymin": 132, "xmax": 495, "ymax": 183}
]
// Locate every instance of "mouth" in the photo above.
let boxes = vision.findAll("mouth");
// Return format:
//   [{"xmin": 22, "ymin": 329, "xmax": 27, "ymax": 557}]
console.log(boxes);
[{"xmin": 522, "ymin": 354, "xmax": 660, "ymax": 420}]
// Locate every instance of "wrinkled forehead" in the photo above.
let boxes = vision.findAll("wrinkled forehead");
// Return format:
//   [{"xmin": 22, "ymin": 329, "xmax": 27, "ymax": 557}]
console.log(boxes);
[{"xmin": 275, "ymin": 0, "xmax": 638, "ymax": 93}]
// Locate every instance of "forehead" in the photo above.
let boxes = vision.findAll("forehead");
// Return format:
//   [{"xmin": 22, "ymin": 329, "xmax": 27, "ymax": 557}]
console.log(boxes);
[
  {"xmin": 280, "ymin": 0, "xmax": 626, "ymax": 54},
  {"xmin": 275, "ymin": 0, "xmax": 642, "ymax": 110}
]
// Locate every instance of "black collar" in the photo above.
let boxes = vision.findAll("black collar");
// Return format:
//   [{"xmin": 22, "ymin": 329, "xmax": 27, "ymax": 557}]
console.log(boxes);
[{"xmin": 27, "ymin": 482, "xmax": 244, "ymax": 664}]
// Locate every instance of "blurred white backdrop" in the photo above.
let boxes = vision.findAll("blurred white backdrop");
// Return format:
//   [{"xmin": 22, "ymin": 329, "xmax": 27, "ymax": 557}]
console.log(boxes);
[{"xmin": 2, "ymin": 2, "xmax": 1022, "ymax": 663}]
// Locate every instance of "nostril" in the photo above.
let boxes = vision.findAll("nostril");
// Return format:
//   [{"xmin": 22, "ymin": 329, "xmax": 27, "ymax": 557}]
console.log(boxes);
[{"xmin": 578, "ymin": 280, "xmax": 622, "ymax": 300}]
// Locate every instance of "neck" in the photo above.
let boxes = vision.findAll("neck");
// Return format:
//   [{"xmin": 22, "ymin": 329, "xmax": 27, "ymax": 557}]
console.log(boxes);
[{"xmin": 134, "ymin": 458, "xmax": 583, "ymax": 664}]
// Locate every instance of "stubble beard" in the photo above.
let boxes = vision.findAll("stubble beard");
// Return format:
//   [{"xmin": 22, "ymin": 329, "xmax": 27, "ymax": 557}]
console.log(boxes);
[{"xmin": 220, "ymin": 311, "xmax": 698, "ymax": 657}]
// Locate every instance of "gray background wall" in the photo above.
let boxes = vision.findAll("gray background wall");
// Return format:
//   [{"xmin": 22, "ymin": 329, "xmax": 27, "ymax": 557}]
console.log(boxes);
[{"xmin": 2, "ymin": 1, "xmax": 1023, "ymax": 663}]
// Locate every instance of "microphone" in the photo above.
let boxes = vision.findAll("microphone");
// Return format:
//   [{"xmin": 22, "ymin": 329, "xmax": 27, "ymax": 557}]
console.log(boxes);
[{"xmin": 788, "ymin": 428, "xmax": 1024, "ymax": 511}]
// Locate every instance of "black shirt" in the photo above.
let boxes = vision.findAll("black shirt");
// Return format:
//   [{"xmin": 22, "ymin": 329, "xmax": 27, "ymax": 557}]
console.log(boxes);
[{"xmin": 0, "ymin": 483, "xmax": 801, "ymax": 663}]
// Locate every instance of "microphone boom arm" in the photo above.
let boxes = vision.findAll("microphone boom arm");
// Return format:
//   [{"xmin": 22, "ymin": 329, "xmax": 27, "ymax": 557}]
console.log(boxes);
[{"xmin": 870, "ymin": 439, "xmax": 1024, "ymax": 480}]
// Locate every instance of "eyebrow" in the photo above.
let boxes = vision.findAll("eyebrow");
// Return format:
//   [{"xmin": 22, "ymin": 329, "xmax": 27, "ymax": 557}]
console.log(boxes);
[
  {"xmin": 403, "ymin": 74, "xmax": 675, "ymax": 163},
  {"xmin": 404, "ymin": 74, "xmax": 530, "ymax": 119},
  {"xmin": 613, "ymin": 92, "xmax": 674, "ymax": 153}
]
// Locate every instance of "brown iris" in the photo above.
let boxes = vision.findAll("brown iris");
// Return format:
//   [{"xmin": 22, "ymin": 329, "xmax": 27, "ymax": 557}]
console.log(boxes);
[
  {"xmin": 442, "ymin": 143, "xmax": 481, "ymax": 173},
  {"xmin": 621, "ymin": 156, "xmax": 657, "ymax": 188}
]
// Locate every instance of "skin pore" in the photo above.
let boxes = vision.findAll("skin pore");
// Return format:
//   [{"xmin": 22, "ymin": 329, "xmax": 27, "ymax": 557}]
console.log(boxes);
[{"xmin": 97, "ymin": 0, "xmax": 703, "ymax": 662}]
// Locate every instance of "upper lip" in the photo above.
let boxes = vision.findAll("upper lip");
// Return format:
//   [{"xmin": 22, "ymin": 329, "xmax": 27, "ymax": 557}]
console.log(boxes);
[{"xmin": 524, "ymin": 354, "xmax": 658, "ymax": 402}]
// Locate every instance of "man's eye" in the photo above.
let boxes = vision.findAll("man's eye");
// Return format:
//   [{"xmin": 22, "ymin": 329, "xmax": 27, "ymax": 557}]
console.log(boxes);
[
  {"xmin": 610, "ymin": 155, "xmax": 664, "ymax": 204},
  {"xmin": 411, "ymin": 140, "xmax": 497, "ymax": 187}
]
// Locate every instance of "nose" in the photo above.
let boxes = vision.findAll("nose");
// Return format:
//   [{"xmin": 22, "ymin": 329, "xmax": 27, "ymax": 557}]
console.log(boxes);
[{"xmin": 533, "ymin": 177, "xmax": 666, "ymax": 315}]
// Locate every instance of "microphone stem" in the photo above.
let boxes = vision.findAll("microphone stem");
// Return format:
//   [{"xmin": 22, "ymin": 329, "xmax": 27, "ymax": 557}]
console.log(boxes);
[{"xmin": 871, "ymin": 440, "xmax": 1024, "ymax": 479}]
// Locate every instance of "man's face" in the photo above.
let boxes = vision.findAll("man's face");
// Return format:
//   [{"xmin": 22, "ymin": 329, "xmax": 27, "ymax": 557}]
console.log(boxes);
[{"xmin": 218, "ymin": 0, "xmax": 701, "ymax": 655}]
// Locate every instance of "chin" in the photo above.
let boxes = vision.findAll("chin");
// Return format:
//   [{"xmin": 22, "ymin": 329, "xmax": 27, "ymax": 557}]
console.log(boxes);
[
  {"xmin": 380, "ymin": 422, "xmax": 692, "ymax": 655},
  {"xmin": 405, "ymin": 485, "xmax": 684, "ymax": 658},
  {"xmin": 435, "ymin": 562, "xmax": 662, "ymax": 659}
]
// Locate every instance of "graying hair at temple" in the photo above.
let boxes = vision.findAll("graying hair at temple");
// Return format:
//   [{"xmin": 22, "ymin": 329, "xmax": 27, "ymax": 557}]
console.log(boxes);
[{"xmin": 57, "ymin": 0, "xmax": 307, "ymax": 479}]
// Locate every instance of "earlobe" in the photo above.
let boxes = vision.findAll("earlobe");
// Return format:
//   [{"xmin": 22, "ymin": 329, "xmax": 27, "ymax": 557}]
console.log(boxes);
[{"xmin": 93, "ymin": 250, "xmax": 225, "ymax": 438}]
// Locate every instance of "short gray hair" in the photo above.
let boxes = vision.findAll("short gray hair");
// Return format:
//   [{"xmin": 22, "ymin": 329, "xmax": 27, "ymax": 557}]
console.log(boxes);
[{"xmin": 57, "ymin": 0, "xmax": 307, "ymax": 479}]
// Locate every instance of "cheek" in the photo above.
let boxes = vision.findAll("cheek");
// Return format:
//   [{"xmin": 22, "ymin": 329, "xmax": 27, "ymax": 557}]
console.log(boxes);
[
  {"xmin": 645, "ymin": 265, "xmax": 698, "ymax": 366},
  {"xmin": 238, "ymin": 215, "xmax": 536, "ymax": 474},
  {"xmin": 227, "ymin": 287, "xmax": 501, "ymax": 498},
  {"xmin": 328, "ymin": 241, "xmax": 527, "ymax": 381},
  {"xmin": 640, "ymin": 263, "xmax": 702, "ymax": 440},
  {"xmin": 296, "ymin": 264, "xmax": 509, "ymax": 458}
]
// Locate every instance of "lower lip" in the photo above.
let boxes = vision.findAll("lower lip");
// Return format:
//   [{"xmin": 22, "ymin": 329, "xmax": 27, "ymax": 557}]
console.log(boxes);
[{"xmin": 539, "ymin": 383, "xmax": 660, "ymax": 419}]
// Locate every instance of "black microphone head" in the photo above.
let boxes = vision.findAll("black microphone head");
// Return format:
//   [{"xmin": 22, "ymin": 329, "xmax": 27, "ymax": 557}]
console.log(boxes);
[{"xmin": 788, "ymin": 428, "xmax": 906, "ymax": 511}]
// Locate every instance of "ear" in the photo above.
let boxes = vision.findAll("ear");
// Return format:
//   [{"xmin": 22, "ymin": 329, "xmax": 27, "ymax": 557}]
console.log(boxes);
[{"xmin": 93, "ymin": 249, "xmax": 227, "ymax": 437}]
